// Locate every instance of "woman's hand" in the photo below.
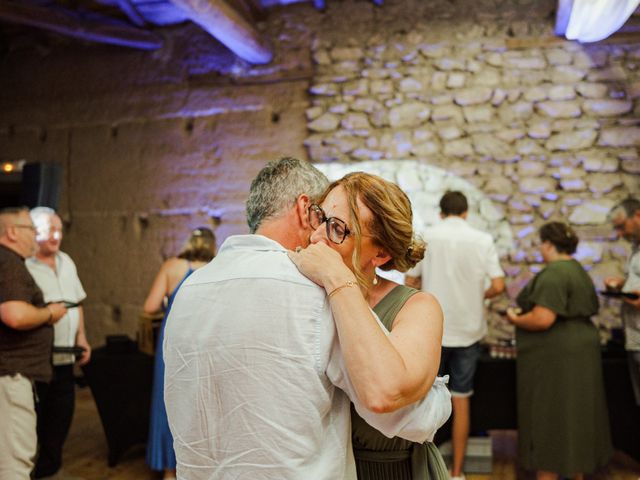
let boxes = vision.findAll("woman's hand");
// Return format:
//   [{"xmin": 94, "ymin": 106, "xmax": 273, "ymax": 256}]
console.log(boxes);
[
  {"xmin": 507, "ymin": 305, "xmax": 556, "ymax": 331},
  {"xmin": 288, "ymin": 243, "xmax": 355, "ymax": 291},
  {"xmin": 505, "ymin": 307, "xmax": 521, "ymax": 324},
  {"xmin": 604, "ymin": 276, "xmax": 625, "ymax": 291}
]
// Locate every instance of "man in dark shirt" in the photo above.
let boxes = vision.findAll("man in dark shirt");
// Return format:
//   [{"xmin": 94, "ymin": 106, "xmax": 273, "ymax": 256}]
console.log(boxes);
[{"xmin": 0, "ymin": 206, "xmax": 66, "ymax": 479}]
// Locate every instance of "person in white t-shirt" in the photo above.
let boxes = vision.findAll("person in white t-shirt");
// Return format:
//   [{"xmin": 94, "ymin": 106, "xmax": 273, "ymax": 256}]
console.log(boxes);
[
  {"xmin": 406, "ymin": 191, "xmax": 504, "ymax": 480},
  {"xmin": 26, "ymin": 207, "xmax": 89, "ymax": 479}
]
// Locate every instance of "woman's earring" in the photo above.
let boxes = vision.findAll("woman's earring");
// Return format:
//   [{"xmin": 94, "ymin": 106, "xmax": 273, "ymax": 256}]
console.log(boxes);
[{"xmin": 372, "ymin": 275, "xmax": 379, "ymax": 286}]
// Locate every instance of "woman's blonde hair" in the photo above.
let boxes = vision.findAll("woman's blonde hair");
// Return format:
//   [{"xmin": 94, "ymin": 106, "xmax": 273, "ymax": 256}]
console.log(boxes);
[
  {"xmin": 319, "ymin": 172, "xmax": 425, "ymax": 289},
  {"xmin": 178, "ymin": 227, "xmax": 217, "ymax": 262}
]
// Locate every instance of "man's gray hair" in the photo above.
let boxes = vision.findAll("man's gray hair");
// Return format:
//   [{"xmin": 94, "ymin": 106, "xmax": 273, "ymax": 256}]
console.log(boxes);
[
  {"xmin": 608, "ymin": 197, "xmax": 640, "ymax": 221},
  {"xmin": 246, "ymin": 157, "xmax": 329, "ymax": 233}
]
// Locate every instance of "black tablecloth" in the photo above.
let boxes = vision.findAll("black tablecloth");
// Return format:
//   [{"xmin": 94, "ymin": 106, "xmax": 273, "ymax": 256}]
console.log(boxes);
[
  {"xmin": 81, "ymin": 342, "xmax": 153, "ymax": 466},
  {"xmin": 82, "ymin": 341, "xmax": 639, "ymax": 465},
  {"xmin": 434, "ymin": 347, "xmax": 640, "ymax": 462}
]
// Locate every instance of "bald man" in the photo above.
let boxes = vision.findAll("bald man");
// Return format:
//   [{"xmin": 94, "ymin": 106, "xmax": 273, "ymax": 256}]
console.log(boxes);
[
  {"xmin": 26, "ymin": 207, "xmax": 90, "ymax": 479},
  {"xmin": 0, "ymin": 206, "xmax": 66, "ymax": 479}
]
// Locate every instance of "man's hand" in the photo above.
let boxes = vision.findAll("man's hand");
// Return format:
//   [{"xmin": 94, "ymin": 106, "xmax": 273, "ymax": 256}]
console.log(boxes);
[
  {"xmin": 46, "ymin": 302, "xmax": 67, "ymax": 325},
  {"xmin": 623, "ymin": 290, "xmax": 640, "ymax": 310},
  {"xmin": 75, "ymin": 331, "xmax": 92, "ymax": 366}
]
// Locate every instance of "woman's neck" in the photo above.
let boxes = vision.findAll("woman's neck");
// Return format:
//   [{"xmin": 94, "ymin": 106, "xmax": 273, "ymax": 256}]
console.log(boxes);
[
  {"xmin": 548, "ymin": 252, "xmax": 572, "ymax": 262},
  {"xmin": 367, "ymin": 276, "xmax": 398, "ymax": 308}
]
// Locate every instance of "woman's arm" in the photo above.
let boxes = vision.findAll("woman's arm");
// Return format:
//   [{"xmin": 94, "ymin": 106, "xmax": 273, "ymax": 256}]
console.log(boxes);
[
  {"xmin": 290, "ymin": 243, "xmax": 444, "ymax": 413},
  {"xmin": 506, "ymin": 305, "xmax": 556, "ymax": 331},
  {"xmin": 388, "ymin": 292, "xmax": 443, "ymax": 402},
  {"xmin": 143, "ymin": 259, "xmax": 172, "ymax": 314}
]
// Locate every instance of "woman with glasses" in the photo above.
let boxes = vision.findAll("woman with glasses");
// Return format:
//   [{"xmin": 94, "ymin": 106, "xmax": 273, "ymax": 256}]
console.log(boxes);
[
  {"xmin": 143, "ymin": 227, "xmax": 217, "ymax": 480},
  {"xmin": 290, "ymin": 172, "xmax": 448, "ymax": 480},
  {"xmin": 506, "ymin": 222, "xmax": 612, "ymax": 480}
]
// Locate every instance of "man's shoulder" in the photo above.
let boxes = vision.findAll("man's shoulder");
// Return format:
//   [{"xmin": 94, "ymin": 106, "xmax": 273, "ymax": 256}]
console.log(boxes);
[
  {"xmin": 0, "ymin": 244, "xmax": 21, "ymax": 265},
  {"xmin": 184, "ymin": 238, "xmax": 319, "ymax": 290},
  {"xmin": 427, "ymin": 219, "xmax": 491, "ymax": 240},
  {"xmin": 57, "ymin": 250, "xmax": 75, "ymax": 264}
]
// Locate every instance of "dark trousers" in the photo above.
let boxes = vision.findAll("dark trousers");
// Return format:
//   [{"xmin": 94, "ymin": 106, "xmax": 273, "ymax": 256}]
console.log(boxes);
[{"xmin": 34, "ymin": 364, "xmax": 75, "ymax": 478}]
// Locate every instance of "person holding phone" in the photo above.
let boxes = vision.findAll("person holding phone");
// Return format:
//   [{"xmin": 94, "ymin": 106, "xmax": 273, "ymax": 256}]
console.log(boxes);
[
  {"xmin": 0, "ymin": 206, "xmax": 67, "ymax": 479},
  {"xmin": 26, "ymin": 207, "xmax": 89, "ymax": 479},
  {"xmin": 506, "ymin": 222, "xmax": 612, "ymax": 480}
]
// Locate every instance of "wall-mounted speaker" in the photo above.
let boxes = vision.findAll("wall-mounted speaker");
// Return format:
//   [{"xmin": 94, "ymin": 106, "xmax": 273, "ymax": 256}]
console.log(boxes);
[
  {"xmin": 0, "ymin": 168, "xmax": 22, "ymax": 208},
  {"xmin": 20, "ymin": 163, "xmax": 62, "ymax": 210}
]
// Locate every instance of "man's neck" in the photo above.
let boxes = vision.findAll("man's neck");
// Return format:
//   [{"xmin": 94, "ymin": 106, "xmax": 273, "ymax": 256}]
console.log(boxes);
[
  {"xmin": 0, "ymin": 238, "xmax": 23, "ymax": 258},
  {"xmin": 255, "ymin": 213, "xmax": 305, "ymax": 251},
  {"xmin": 36, "ymin": 251, "xmax": 57, "ymax": 270}
]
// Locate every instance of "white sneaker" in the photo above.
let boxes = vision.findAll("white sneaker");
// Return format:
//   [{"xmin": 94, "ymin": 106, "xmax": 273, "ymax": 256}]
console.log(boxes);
[{"xmin": 450, "ymin": 475, "xmax": 466, "ymax": 480}]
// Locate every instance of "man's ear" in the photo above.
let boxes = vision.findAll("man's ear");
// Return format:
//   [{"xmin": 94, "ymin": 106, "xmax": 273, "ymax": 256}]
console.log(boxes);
[
  {"xmin": 296, "ymin": 194, "xmax": 311, "ymax": 228},
  {"xmin": 5, "ymin": 224, "xmax": 18, "ymax": 242}
]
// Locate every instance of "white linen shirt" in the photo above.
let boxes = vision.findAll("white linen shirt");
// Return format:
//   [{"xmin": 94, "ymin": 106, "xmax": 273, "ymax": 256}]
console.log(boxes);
[
  {"xmin": 408, "ymin": 217, "xmax": 504, "ymax": 347},
  {"xmin": 164, "ymin": 235, "xmax": 450, "ymax": 480},
  {"xmin": 26, "ymin": 251, "xmax": 87, "ymax": 365}
]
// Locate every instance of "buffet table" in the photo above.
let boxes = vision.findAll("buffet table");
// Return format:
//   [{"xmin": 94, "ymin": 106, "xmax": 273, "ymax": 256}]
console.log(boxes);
[
  {"xmin": 434, "ymin": 346, "xmax": 640, "ymax": 462},
  {"xmin": 81, "ymin": 340, "xmax": 154, "ymax": 466},
  {"xmin": 82, "ymin": 340, "xmax": 639, "ymax": 466}
]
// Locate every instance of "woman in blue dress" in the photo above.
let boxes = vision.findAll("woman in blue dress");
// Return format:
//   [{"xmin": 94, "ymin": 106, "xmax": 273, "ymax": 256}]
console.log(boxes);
[{"xmin": 143, "ymin": 227, "xmax": 217, "ymax": 479}]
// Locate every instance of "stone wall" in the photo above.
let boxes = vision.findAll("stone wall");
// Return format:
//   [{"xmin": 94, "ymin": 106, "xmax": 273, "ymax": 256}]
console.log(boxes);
[
  {"xmin": 303, "ymin": 5, "xmax": 640, "ymax": 342},
  {"xmin": 1, "ymin": 0, "xmax": 639, "ymax": 345}
]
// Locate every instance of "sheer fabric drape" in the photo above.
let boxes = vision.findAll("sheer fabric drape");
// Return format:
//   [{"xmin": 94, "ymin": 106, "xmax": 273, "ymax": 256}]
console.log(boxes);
[{"xmin": 565, "ymin": 0, "xmax": 640, "ymax": 42}]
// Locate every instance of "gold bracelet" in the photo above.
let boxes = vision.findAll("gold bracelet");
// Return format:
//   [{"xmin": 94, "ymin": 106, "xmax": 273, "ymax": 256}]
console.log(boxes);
[{"xmin": 328, "ymin": 280, "xmax": 357, "ymax": 299}]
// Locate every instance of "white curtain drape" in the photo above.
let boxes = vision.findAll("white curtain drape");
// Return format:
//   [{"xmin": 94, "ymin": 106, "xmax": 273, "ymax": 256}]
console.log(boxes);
[{"xmin": 565, "ymin": 0, "xmax": 640, "ymax": 42}]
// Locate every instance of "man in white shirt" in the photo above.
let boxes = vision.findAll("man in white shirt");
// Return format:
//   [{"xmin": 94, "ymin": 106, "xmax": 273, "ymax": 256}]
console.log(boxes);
[
  {"xmin": 26, "ymin": 207, "xmax": 90, "ymax": 479},
  {"xmin": 607, "ymin": 198, "xmax": 640, "ymax": 406},
  {"xmin": 406, "ymin": 191, "xmax": 504, "ymax": 480},
  {"xmin": 164, "ymin": 157, "xmax": 450, "ymax": 480}
]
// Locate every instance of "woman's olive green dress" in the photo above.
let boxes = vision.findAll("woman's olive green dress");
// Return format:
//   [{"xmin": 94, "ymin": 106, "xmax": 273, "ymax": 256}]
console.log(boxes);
[
  {"xmin": 351, "ymin": 285, "xmax": 449, "ymax": 480},
  {"xmin": 515, "ymin": 259, "xmax": 612, "ymax": 476}
]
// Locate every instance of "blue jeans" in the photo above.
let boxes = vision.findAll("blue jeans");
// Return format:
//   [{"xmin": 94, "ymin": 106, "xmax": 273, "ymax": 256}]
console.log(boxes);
[{"xmin": 438, "ymin": 342, "xmax": 481, "ymax": 397}]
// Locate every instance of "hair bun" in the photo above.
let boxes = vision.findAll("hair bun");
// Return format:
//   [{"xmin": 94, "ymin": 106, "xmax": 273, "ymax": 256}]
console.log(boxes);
[{"xmin": 403, "ymin": 237, "xmax": 426, "ymax": 269}]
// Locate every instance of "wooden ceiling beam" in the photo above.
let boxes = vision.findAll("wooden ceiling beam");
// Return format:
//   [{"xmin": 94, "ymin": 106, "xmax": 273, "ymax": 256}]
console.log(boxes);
[
  {"xmin": 0, "ymin": 0, "xmax": 162, "ymax": 50},
  {"xmin": 171, "ymin": 0, "xmax": 273, "ymax": 64},
  {"xmin": 116, "ymin": 0, "xmax": 146, "ymax": 27}
]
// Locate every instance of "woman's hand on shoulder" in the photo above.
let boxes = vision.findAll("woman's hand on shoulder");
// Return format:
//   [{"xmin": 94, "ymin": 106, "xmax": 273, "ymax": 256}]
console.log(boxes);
[{"xmin": 288, "ymin": 243, "xmax": 354, "ymax": 290}]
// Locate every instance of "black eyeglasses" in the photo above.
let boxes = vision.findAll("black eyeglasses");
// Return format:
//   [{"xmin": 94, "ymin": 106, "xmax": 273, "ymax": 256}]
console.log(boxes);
[
  {"xmin": 308, "ymin": 204, "xmax": 351, "ymax": 245},
  {"xmin": 613, "ymin": 221, "xmax": 627, "ymax": 232}
]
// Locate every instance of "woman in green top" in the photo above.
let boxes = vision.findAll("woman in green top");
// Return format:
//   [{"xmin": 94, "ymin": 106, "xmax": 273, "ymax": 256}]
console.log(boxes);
[
  {"xmin": 506, "ymin": 222, "xmax": 612, "ymax": 480},
  {"xmin": 290, "ymin": 172, "xmax": 450, "ymax": 479}
]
